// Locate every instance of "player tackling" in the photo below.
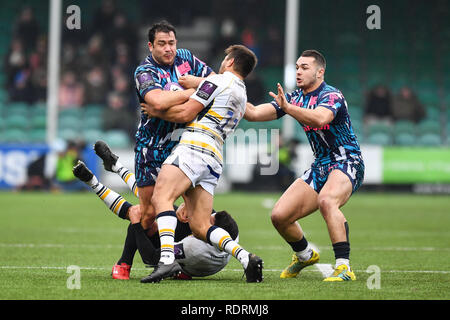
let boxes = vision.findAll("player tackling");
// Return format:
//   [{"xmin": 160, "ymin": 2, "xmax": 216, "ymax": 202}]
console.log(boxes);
[{"xmin": 140, "ymin": 44, "xmax": 263, "ymax": 283}]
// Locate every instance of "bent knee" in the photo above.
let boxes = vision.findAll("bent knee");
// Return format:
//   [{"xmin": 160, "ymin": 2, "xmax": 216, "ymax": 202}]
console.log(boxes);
[
  {"xmin": 317, "ymin": 194, "xmax": 339, "ymax": 215},
  {"xmin": 271, "ymin": 206, "xmax": 292, "ymax": 228}
]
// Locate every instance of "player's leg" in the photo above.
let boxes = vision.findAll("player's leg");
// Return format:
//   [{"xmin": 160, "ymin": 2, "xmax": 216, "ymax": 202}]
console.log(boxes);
[
  {"xmin": 140, "ymin": 164, "xmax": 192, "ymax": 283},
  {"xmin": 94, "ymin": 141, "xmax": 139, "ymax": 197},
  {"xmin": 318, "ymin": 169, "xmax": 355, "ymax": 281},
  {"xmin": 152, "ymin": 164, "xmax": 192, "ymax": 263},
  {"xmin": 271, "ymin": 177, "xmax": 320, "ymax": 278},
  {"xmin": 72, "ymin": 160, "xmax": 132, "ymax": 219},
  {"xmin": 186, "ymin": 186, "xmax": 263, "ymax": 282}
]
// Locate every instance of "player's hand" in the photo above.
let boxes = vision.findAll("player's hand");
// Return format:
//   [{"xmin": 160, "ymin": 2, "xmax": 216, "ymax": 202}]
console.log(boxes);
[
  {"xmin": 269, "ymin": 83, "xmax": 288, "ymax": 111},
  {"xmin": 176, "ymin": 203, "xmax": 189, "ymax": 223},
  {"xmin": 140, "ymin": 102, "xmax": 157, "ymax": 117},
  {"xmin": 128, "ymin": 205, "xmax": 141, "ymax": 224},
  {"xmin": 178, "ymin": 75, "xmax": 202, "ymax": 89}
]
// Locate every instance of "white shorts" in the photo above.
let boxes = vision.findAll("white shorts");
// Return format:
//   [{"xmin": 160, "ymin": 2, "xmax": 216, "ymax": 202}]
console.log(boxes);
[{"xmin": 164, "ymin": 145, "xmax": 222, "ymax": 195}]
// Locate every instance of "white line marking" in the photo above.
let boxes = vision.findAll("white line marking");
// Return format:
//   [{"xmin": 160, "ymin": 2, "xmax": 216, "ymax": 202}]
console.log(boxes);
[{"xmin": 0, "ymin": 265, "xmax": 448, "ymax": 274}]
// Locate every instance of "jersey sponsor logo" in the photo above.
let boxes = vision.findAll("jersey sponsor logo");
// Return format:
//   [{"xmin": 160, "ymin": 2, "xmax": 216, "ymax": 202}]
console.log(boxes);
[
  {"xmin": 303, "ymin": 124, "xmax": 330, "ymax": 132},
  {"xmin": 196, "ymin": 81, "xmax": 217, "ymax": 100},
  {"xmin": 177, "ymin": 61, "xmax": 192, "ymax": 75}
]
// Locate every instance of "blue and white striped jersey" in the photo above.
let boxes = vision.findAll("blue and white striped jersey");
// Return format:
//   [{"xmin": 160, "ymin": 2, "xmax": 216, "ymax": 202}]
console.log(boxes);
[
  {"xmin": 134, "ymin": 49, "xmax": 213, "ymax": 159},
  {"xmin": 272, "ymin": 81, "xmax": 362, "ymax": 166}
]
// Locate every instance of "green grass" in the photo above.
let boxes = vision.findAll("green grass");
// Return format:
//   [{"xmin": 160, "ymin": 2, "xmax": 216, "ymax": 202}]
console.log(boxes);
[{"xmin": 0, "ymin": 191, "xmax": 449, "ymax": 300}]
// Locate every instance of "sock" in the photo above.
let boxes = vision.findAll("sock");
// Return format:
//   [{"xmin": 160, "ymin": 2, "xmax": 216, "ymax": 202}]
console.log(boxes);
[
  {"xmin": 131, "ymin": 223, "xmax": 159, "ymax": 266},
  {"xmin": 332, "ymin": 241, "xmax": 350, "ymax": 268},
  {"xmin": 114, "ymin": 161, "xmax": 139, "ymax": 197},
  {"xmin": 117, "ymin": 223, "xmax": 137, "ymax": 265},
  {"xmin": 288, "ymin": 236, "xmax": 312, "ymax": 261},
  {"xmin": 156, "ymin": 210, "xmax": 177, "ymax": 264},
  {"xmin": 207, "ymin": 226, "xmax": 250, "ymax": 269},
  {"xmin": 88, "ymin": 178, "xmax": 132, "ymax": 219}
]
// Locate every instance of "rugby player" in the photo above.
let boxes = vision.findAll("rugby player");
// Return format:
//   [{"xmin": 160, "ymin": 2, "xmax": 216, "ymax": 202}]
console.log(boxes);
[
  {"xmin": 140, "ymin": 45, "xmax": 263, "ymax": 283},
  {"xmin": 108, "ymin": 20, "xmax": 214, "ymax": 277},
  {"xmin": 244, "ymin": 50, "xmax": 364, "ymax": 281},
  {"xmin": 73, "ymin": 150, "xmax": 240, "ymax": 280}
]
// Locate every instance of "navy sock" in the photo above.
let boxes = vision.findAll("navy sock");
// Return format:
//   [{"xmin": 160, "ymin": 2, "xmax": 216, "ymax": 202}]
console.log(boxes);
[
  {"xmin": 332, "ymin": 241, "xmax": 350, "ymax": 260},
  {"xmin": 288, "ymin": 236, "xmax": 309, "ymax": 252}
]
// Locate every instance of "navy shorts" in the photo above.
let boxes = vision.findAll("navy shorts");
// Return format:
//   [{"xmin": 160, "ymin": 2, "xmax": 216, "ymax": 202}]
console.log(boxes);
[
  {"xmin": 134, "ymin": 145, "xmax": 170, "ymax": 187},
  {"xmin": 301, "ymin": 158, "xmax": 365, "ymax": 194}
]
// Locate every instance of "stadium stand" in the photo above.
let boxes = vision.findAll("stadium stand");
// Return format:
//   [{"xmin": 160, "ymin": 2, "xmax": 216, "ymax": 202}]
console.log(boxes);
[{"xmin": 0, "ymin": 0, "xmax": 448, "ymax": 147}]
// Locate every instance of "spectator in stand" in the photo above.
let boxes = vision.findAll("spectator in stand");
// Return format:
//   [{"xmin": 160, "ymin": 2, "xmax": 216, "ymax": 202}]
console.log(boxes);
[
  {"xmin": 59, "ymin": 70, "xmax": 84, "ymax": 109},
  {"xmin": 29, "ymin": 35, "xmax": 48, "ymax": 102},
  {"xmin": 13, "ymin": 6, "xmax": 40, "ymax": 53},
  {"xmin": 112, "ymin": 72, "xmax": 135, "ymax": 110},
  {"xmin": 103, "ymin": 91, "xmax": 137, "ymax": 140},
  {"xmin": 92, "ymin": 0, "xmax": 118, "ymax": 41},
  {"xmin": 4, "ymin": 38, "xmax": 27, "ymax": 91},
  {"xmin": 80, "ymin": 34, "xmax": 109, "ymax": 72},
  {"xmin": 392, "ymin": 86, "xmax": 426, "ymax": 123},
  {"xmin": 83, "ymin": 66, "xmax": 109, "ymax": 105},
  {"xmin": 364, "ymin": 84, "xmax": 393, "ymax": 124}
]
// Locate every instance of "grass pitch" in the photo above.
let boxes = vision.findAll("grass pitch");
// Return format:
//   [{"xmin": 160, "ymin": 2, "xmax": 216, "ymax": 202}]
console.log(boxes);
[{"xmin": 0, "ymin": 191, "xmax": 449, "ymax": 300}]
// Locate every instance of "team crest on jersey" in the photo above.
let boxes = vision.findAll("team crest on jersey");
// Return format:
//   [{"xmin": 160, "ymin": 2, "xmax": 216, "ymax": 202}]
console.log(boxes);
[
  {"xmin": 136, "ymin": 72, "xmax": 155, "ymax": 91},
  {"xmin": 196, "ymin": 81, "xmax": 217, "ymax": 100}
]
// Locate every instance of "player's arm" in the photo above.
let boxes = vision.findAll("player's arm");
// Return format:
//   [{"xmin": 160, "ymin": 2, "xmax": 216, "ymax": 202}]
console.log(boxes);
[
  {"xmin": 178, "ymin": 73, "xmax": 216, "ymax": 89},
  {"xmin": 244, "ymin": 102, "xmax": 278, "ymax": 122},
  {"xmin": 141, "ymin": 98, "xmax": 204, "ymax": 123},
  {"xmin": 143, "ymin": 88, "xmax": 195, "ymax": 112},
  {"xmin": 270, "ymin": 83, "xmax": 334, "ymax": 128}
]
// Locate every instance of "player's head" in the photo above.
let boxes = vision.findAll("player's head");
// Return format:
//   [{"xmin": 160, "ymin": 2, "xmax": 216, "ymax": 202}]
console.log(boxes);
[
  {"xmin": 148, "ymin": 20, "xmax": 177, "ymax": 66},
  {"xmin": 213, "ymin": 211, "xmax": 239, "ymax": 240},
  {"xmin": 219, "ymin": 45, "xmax": 257, "ymax": 79},
  {"xmin": 296, "ymin": 49, "xmax": 326, "ymax": 90}
]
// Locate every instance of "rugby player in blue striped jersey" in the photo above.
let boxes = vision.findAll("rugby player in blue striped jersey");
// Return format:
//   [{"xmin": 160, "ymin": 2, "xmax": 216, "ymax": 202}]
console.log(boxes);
[
  {"xmin": 108, "ymin": 20, "xmax": 214, "ymax": 279},
  {"xmin": 244, "ymin": 50, "xmax": 364, "ymax": 281}
]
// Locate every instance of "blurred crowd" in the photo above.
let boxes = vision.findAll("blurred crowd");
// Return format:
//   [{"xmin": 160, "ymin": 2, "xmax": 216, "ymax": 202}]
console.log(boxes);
[
  {"xmin": 3, "ymin": 1, "xmax": 283, "ymax": 132},
  {"xmin": 364, "ymin": 84, "xmax": 426, "ymax": 124}
]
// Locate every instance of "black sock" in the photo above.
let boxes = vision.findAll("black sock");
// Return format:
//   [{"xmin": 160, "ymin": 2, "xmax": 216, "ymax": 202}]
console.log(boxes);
[
  {"xmin": 287, "ymin": 236, "xmax": 309, "ymax": 252},
  {"xmin": 332, "ymin": 241, "xmax": 350, "ymax": 260},
  {"xmin": 147, "ymin": 231, "xmax": 161, "ymax": 248},
  {"xmin": 131, "ymin": 223, "xmax": 159, "ymax": 265},
  {"xmin": 117, "ymin": 223, "xmax": 137, "ymax": 265}
]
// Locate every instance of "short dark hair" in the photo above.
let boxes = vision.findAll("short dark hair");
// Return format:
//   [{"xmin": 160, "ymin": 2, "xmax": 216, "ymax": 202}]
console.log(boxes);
[
  {"xmin": 148, "ymin": 20, "xmax": 177, "ymax": 44},
  {"xmin": 301, "ymin": 49, "xmax": 326, "ymax": 70},
  {"xmin": 214, "ymin": 211, "xmax": 239, "ymax": 240},
  {"xmin": 225, "ymin": 45, "xmax": 257, "ymax": 78}
]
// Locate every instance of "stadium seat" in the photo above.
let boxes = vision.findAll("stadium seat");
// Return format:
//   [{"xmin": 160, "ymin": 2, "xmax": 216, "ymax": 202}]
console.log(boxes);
[
  {"xmin": 104, "ymin": 130, "xmax": 130, "ymax": 149},
  {"xmin": 417, "ymin": 133, "xmax": 441, "ymax": 146},
  {"xmin": 82, "ymin": 117, "xmax": 102, "ymax": 130},
  {"xmin": 417, "ymin": 119, "xmax": 440, "ymax": 135},
  {"xmin": 367, "ymin": 132, "xmax": 392, "ymax": 146},
  {"xmin": 425, "ymin": 107, "xmax": 440, "ymax": 121},
  {"xmin": 8, "ymin": 103, "xmax": 29, "ymax": 117},
  {"xmin": 58, "ymin": 115, "xmax": 81, "ymax": 131},
  {"xmin": 393, "ymin": 120, "xmax": 416, "ymax": 135},
  {"xmin": 367, "ymin": 121, "xmax": 392, "ymax": 136},
  {"xmin": 30, "ymin": 115, "xmax": 47, "ymax": 130},
  {"xmin": 1, "ymin": 129, "xmax": 28, "ymax": 143},
  {"xmin": 82, "ymin": 129, "xmax": 103, "ymax": 144},
  {"xmin": 59, "ymin": 107, "xmax": 83, "ymax": 119},
  {"xmin": 28, "ymin": 129, "xmax": 47, "ymax": 143},
  {"xmin": 5, "ymin": 114, "xmax": 29, "ymax": 130},
  {"xmin": 395, "ymin": 133, "xmax": 416, "ymax": 146},
  {"xmin": 58, "ymin": 128, "xmax": 78, "ymax": 141}
]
